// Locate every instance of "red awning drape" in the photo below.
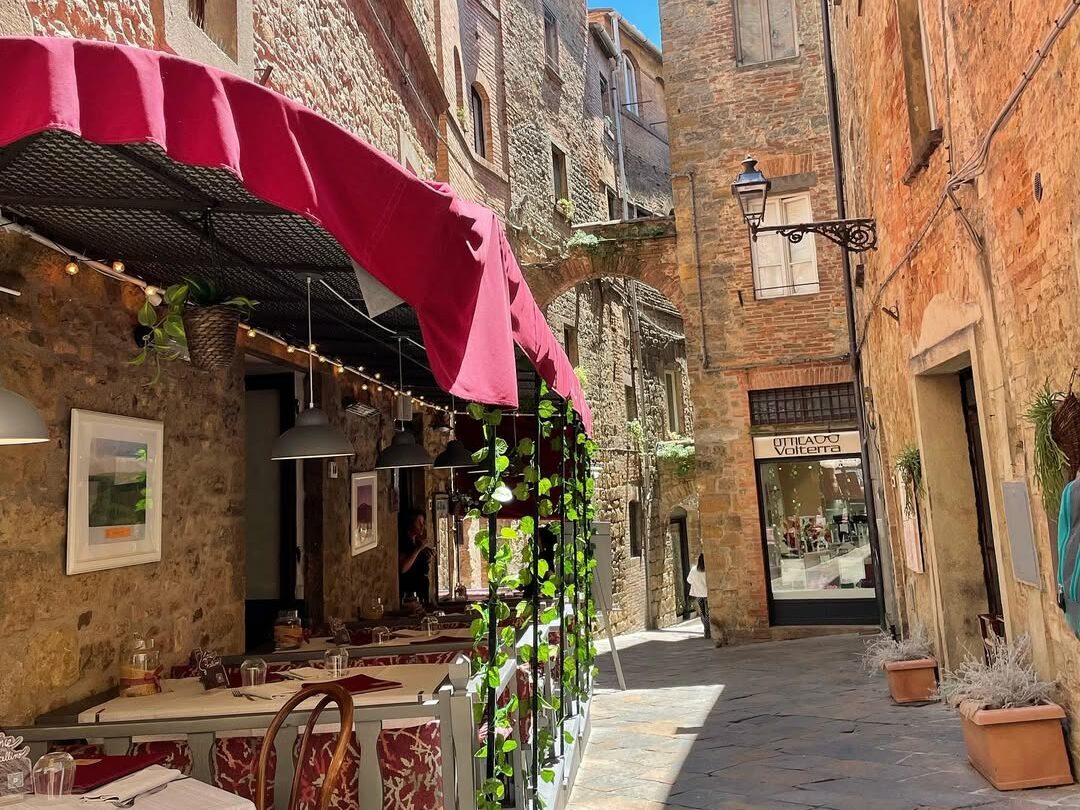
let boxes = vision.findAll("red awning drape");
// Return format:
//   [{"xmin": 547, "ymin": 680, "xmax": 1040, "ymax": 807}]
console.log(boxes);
[{"xmin": 0, "ymin": 36, "xmax": 591, "ymax": 432}]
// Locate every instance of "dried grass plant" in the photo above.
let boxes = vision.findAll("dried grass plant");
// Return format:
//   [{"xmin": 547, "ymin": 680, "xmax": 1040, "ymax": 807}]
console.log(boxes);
[
  {"xmin": 861, "ymin": 626, "xmax": 934, "ymax": 673},
  {"xmin": 937, "ymin": 635, "xmax": 1056, "ymax": 710}
]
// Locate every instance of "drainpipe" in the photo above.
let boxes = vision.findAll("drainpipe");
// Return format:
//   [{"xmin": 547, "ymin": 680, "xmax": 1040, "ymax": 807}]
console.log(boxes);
[
  {"xmin": 821, "ymin": 0, "xmax": 888, "ymax": 629},
  {"xmin": 627, "ymin": 280, "xmax": 654, "ymax": 629},
  {"xmin": 608, "ymin": 12, "xmax": 631, "ymax": 220}
]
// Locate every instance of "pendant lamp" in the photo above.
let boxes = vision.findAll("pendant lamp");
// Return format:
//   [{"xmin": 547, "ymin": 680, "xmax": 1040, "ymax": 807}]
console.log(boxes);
[
  {"xmin": 0, "ymin": 377, "xmax": 48, "ymax": 445},
  {"xmin": 271, "ymin": 276, "xmax": 354, "ymax": 461},
  {"xmin": 433, "ymin": 404, "xmax": 476, "ymax": 469},
  {"xmin": 375, "ymin": 338, "xmax": 433, "ymax": 469}
]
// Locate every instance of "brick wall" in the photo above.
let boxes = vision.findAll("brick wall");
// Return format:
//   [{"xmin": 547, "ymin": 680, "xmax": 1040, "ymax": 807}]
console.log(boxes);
[
  {"xmin": 830, "ymin": 0, "xmax": 1080, "ymax": 752},
  {"xmin": 659, "ymin": 0, "xmax": 852, "ymax": 637}
]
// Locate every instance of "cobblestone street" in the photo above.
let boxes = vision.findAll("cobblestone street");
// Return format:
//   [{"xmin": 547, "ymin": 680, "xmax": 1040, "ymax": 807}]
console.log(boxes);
[{"xmin": 568, "ymin": 624, "xmax": 1080, "ymax": 810}]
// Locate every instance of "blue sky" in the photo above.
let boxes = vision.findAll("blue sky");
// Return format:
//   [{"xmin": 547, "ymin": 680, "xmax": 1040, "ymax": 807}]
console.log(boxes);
[{"xmin": 592, "ymin": 1, "xmax": 663, "ymax": 46}]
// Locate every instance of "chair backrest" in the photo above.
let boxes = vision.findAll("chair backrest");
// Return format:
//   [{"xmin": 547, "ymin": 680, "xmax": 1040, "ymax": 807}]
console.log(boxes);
[{"xmin": 255, "ymin": 681, "xmax": 354, "ymax": 810}]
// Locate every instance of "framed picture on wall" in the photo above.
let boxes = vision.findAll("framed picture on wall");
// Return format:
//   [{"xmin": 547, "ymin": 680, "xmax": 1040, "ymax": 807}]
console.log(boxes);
[
  {"xmin": 351, "ymin": 472, "xmax": 378, "ymax": 556},
  {"xmin": 66, "ymin": 410, "xmax": 164, "ymax": 575}
]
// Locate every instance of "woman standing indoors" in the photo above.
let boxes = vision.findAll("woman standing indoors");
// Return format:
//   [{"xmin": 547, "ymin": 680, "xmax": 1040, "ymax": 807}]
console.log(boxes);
[{"xmin": 686, "ymin": 553, "xmax": 710, "ymax": 639}]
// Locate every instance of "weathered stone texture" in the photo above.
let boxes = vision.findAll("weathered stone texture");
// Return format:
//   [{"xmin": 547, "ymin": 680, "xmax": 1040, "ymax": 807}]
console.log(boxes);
[
  {"xmin": 0, "ymin": 235, "xmax": 246, "ymax": 724},
  {"xmin": 830, "ymin": 0, "xmax": 1080, "ymax": 755}
]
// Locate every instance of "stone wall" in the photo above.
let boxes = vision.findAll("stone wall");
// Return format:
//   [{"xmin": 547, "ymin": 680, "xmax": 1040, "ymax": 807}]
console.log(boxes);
[
  {"xmin": 659, "ymin": 0, "xmax": 852, "ymax": 638},
  {"xmin": 830, "ymin": 0, "xmax": 1080, "ymax": 753},
  {"xmin": 0, "ymin": 233, "xmax": 246, "ymax": 725}
]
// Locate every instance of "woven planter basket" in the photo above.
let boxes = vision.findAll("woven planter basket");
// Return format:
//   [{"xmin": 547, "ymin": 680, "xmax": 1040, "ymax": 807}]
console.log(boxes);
[
  {"xmin": 1052, "ymin": 391, "xmax": 1080, "ymax": 479},
  {"xmin": 182, "ymin": 305, "xmax": 241, "ymax": 371}
]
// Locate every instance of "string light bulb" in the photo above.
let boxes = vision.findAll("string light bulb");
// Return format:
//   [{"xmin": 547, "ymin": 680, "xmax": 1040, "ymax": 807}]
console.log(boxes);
[
  {"xmin": 246, "ymin": 327, "xmax": 257, "ymax": 338},
  {"xmin": 287, "ymin": 345, "xmax": 296, "ymax": 354},
  {"xmin": 111, "ymin": 260, "xmax": 125, "ymax": 274},
  {"xmin": 64, "ymin": 258, "xmax": 79, "ymax": 276},
  {"xmin": 308, "ymin": 343, "xmax": 317, "ymax": 352}
]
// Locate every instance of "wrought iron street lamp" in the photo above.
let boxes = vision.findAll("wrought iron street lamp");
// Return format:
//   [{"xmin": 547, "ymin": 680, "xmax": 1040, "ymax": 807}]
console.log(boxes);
[{"xmin": 731, "ymin": 156, "xmax": 878, "ymax": 253}]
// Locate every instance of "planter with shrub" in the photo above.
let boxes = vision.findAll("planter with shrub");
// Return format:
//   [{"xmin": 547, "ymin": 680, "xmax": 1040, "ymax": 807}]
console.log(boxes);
[
  {"xmin": 862, "ymin": 627, "xmax": 938, "ymax": 704},
  {"xmin": 938, "ymin": 636, "xmax": 1073, "ymax": 790}
]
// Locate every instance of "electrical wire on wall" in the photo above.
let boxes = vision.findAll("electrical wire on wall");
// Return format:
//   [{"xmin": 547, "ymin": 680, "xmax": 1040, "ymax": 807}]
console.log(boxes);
[{"xmin": 855, "ymin": 0, "xmax": 1080, "ymax": 356}]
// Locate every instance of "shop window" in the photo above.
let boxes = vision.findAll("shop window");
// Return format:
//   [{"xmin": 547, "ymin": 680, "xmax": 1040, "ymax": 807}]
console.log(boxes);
[
  {"xmin": 735, "ymin": 0, "xmax": 797, "ymax": 66},
  {"xmin": 551, "ymin": 144, "xmax": 569, "ymax": 200},
  {"xmin": 749, "ymin": 383, "xmax": 857, "ymax": 427},
  {"xmin": 622, "ymin": 53, "xmax": 639, "ymax": 112},
  {"xmin": 544, "ymin": 9, "xmax": 560, "ymax": 71},
  {"xmin": 563, "ymin": 324, "xmax": 579, "ymax": 368},
  {"xmin": 470, "ymin": 85, "xmax": 487, "ymax": 158},
  {"xmin": 187, "ymin": 0, "xmax": 238, "ymax": 61},
  {"xmin": 751, "ymin": 192, "xmax": 818, "ymax": 298},
  {"xmin": 759, "ymin": 457, "xmax": 871, "ymax": 601},
  {"xmin": 664, "ymin": 369, "xmax": 682, "ymax": 433},
  {"xmin": 897, "ymin": 0, "xmax": 941, "ymax": 175},
  {"xmin": 628, "ymin": 499, "xmax": 642, "ymax": 558}
]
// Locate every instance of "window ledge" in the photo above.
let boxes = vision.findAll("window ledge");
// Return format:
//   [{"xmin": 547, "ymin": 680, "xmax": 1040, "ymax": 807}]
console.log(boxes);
[
  {"xmin": 545, "ymin": 61, "xmax": 563, "ymax": 86},
  {"xmin": 902, "ymin": 128, "xmax": 944, "ymax": 185},
  {"xmin": 735, "ymin": 54, "xmax": 801, "ymax": 72},
  {"xmin": 751, "ymin": 287, "xmax": 823, "ymax": 302}
]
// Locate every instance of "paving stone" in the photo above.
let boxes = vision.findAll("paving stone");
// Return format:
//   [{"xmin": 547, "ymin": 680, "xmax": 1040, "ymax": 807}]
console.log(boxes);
[{"xmin": 568, "ymin": 626, "xmax": 1076, "ymax": 810}]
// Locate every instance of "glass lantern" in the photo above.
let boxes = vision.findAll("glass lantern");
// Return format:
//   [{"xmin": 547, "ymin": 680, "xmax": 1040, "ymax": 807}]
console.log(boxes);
[
  {"xmin": 323, "ymin": 647, "xmax": 349, "ymax": 679},
  {"xmin": 239, "ymin": 658, "xmax": 268, "ymax": 687}
]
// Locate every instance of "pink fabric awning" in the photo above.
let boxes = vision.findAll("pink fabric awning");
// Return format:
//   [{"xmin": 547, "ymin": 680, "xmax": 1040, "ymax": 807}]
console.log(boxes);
[{"xmin": 0, "ymin": 36, "xmax": 591, "ymax": 432}]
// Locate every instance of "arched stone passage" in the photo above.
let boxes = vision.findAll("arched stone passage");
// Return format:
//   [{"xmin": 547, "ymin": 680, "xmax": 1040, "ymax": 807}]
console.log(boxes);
[{"xmin": 524, "ymin": 217, "xmax": 681, "ymax": 314}]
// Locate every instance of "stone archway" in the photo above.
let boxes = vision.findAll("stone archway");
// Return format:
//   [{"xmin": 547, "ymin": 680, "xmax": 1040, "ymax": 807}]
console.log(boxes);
[{"xmin": 524, "ymin": 217, "xmax": 681, "ymax": 313}]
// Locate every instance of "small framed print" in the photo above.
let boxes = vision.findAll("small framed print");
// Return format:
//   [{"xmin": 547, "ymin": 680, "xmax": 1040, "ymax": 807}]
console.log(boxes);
[
  {"xmin": 66, "ymin": 410, "xmax": 164, "ymax": 575},
  {"xmin": 351, "ymin": 472, "xmax": 378, "ymax": 556}
]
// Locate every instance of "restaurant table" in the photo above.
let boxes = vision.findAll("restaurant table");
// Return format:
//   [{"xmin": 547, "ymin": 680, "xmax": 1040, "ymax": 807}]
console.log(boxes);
[{"xmin": 14, "ymin": 776, "xmax": 253, "ymax": 809}]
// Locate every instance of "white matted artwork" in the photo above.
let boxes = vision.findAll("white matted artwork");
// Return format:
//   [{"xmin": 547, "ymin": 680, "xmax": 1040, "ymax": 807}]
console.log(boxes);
[
  {"xmin": 66, "ymin": 410, "xmax": 164, "ymax": 575},
  {"xmin": 351, "ymin": 472, "xmax": 378, "ymax": 555}
]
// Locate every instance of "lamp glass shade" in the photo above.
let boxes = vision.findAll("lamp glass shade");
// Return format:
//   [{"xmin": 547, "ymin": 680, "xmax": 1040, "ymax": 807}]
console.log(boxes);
[
  {"xmin": 375, "ymin": 428, "xmax": 433, "ymax": 469},
  {"xmin": 434, "ymin": 439, "xmax": 476, "ymax": 469},
  {"xmin": 0, "ymin": 386, "xmax": 48, "ymax": 445},
  {"xmin": 271, "ymin": 407, "xmax": 354, "ymax": 460},
  {"xmin": 731, "ymin": 156, "xmax": 771, "ymax": 229}
]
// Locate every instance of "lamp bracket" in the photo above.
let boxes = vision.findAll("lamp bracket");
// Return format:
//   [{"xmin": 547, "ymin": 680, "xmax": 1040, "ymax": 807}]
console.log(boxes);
[{"xmin": 754, "ymin": 218, "xmax": 878, "ymax": 253}]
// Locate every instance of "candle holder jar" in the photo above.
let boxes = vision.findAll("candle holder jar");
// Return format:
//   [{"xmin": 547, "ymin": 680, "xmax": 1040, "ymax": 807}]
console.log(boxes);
[
  {"xmin": 119, "ymin": 634, "xmax": 161, "ymax": 697},
  {"xmin": 31, "ymin": 752, "xmax": 75, "ymax": 798},
  {"xmin": 273, "ymin": 610, "xmax": 303, "ymax": 651}
]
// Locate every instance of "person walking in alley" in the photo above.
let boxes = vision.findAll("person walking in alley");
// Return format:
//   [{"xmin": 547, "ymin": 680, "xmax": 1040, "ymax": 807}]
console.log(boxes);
[{"xmin": 687, "ymin": 553, "xmax": 710, "ymax": 639}]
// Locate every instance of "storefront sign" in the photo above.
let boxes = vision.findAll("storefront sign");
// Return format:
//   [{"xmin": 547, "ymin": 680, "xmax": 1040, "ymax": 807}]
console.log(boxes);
[{"xmin": 753, "ymin": 431, "xmax": 861, "ymax": 459}]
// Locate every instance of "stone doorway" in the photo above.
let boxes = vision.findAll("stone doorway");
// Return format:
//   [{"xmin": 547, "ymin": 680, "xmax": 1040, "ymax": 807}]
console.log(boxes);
[{"xmin": 670, "ymin": 509, "xmax": 692, "ymax": 619}]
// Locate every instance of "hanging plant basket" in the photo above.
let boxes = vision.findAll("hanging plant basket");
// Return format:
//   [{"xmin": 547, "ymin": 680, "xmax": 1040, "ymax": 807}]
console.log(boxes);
[
  {"xmin": 182, "ymin": 305, "xmax": 242, "ymax": 370},
  {"xmin": 1051, "ymin": 391, "xmax": 1080, "ymax": 480}
]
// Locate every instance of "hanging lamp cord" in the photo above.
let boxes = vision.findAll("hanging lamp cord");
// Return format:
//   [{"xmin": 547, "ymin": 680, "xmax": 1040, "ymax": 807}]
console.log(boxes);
[{"xmin": 306, "ymin": 275, "xmax": 315, "ymax": 409}]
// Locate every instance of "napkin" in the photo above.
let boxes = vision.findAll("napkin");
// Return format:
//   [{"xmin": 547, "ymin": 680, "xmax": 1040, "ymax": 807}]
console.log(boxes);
[
  {"xmin": 72, "ymin": 753, "xmax": 167, "ymax": 793},
  {"xmin": 306, "ymin": 671, "xmax": 402, "ymax": 695},
  {"xmin": 81, "ymin": 764, "xmax": 182, "ymax": 803}
]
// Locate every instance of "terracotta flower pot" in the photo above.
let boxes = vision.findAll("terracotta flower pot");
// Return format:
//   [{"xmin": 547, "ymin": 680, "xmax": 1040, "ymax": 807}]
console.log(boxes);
[
  {"xmin": 883, "ymin": 658, "xmax": 938, "ymax": 704},
  {"xmin": 960, "ymin": 702, "xmax": 1073, "ymax": 790}
]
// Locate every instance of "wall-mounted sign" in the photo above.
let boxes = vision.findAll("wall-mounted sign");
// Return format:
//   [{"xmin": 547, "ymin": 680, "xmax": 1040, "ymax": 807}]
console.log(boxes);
[{"xmin": 753, "ymin": 431, "xmax": 861, "ymax": 460}]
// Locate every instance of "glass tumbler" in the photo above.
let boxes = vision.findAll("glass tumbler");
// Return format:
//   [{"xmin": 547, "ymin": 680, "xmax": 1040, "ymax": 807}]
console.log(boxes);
[
  {"xmin": 240, "ymin": 658, "xmax": 268, "ymax": 687},
  {"xmin": 421, "ymin": 616, "xmax": 440, "ymax": 637},
  {"xmin": 31, "ymin": 752, "xmax": 75, "ymax": 798},
  {"xmin": 372, "ymin": 626, "xmax": 391, "ymax": 645}
]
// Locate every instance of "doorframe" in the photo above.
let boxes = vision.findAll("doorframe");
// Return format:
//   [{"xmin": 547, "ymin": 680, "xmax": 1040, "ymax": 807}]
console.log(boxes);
[
  {"xmin": 670, "ymin": 511, "xmax": 691, "ymax": 619},
  {"xmin": 244, "ymin": 373, "xmax": 299, "ymax": 647}
]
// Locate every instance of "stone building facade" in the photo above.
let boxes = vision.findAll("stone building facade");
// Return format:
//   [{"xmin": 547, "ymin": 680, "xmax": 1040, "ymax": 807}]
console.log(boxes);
[
  {"xmin": 829, "ymin": 0, "xmax": 1080, "ymax": 753},
  {"xmin": 657, "ymin": 0, "xmax": 872, "ymax": 638}
]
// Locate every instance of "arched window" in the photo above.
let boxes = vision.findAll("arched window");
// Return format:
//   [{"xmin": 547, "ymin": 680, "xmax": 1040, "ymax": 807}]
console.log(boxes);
[
  {"xmin": 470, "ymin": 85, "xmax": 486, "ymax": 158},
  {"xmin": 452, "ymin": 48, "xmax": 464, "ymax": 111},
  {"xmin": 622, "ymin": 53, "xmax": 638, "ymax": 110}
]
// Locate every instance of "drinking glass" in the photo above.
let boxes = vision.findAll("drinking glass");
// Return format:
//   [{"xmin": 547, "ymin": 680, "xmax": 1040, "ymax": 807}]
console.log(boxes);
[
  {"xmin": 240, "ymin": 658, "xmax": 267, "ymax": 687},
  {"xmin": 372, "ymin": 626, "xmax": 391, "ymax": 645},
  {"xmin": 421, "ymin": 616, "xmax": 440, "ymax": 637},
  {"xmin": 31, "ymin": 752, "xmax": 74, "ymax": 798},
  {"xmin": 323, "ymin": 647, "xmax": 349, "ymax": 679}
]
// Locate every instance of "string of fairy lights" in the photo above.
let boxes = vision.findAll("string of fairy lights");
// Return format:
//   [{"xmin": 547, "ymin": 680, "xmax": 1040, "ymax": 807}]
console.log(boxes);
[{"xmin": 1, "ymin": 214, "xmax": 451, "ymax": 415}]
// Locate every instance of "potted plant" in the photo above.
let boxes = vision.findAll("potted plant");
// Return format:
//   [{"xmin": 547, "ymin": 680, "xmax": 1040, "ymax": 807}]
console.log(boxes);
[
  {"xmin": 862, "ymin": 626, "xmax": 938, "ymax": 704},
  {"xmin": 1026, "ymin": 380, "xmax": 1072, "ymax": 512},
  {"xmin": 938, "ymin": 635, "xmax": 1073, "ymax": 790},
  {"xmin": 132, "ymin": 276, "xmax": 256, "ymax": 378},
  {"xmin": 894, "ymin": 444, "xmax": 923, "ymax": 517}
]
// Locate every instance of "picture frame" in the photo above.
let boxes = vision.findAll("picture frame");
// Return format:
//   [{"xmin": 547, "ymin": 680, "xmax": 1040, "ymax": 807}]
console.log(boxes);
[
  {"xmin": 66, "ymin": 410, "xmax": 164, "ymax": 575},
  {"xmin": 351, "ymin": 471, "xmax": 378, "ymax": 556}
]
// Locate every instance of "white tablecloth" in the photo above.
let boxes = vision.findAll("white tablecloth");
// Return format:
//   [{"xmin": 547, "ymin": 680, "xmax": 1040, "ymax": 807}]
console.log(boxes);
[{"xmin": 14, "ymin": 778, "xmax": 252, "ymax": 809}]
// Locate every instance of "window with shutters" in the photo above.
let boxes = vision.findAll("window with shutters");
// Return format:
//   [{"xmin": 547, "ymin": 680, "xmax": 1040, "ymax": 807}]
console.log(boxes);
[
  {"xmin": 751, "ymin": 192, "xmax": 819, "ymax": 299},
  {"xmin": 735, "ymin": 0, "xmax": 798, "ymax": 66}
]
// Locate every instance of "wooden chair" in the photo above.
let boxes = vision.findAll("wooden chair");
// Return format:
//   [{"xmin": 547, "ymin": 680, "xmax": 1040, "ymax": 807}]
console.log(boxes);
[{"xmin": 255, "ymin": 681, "xmax": 354, "ymax": 810}]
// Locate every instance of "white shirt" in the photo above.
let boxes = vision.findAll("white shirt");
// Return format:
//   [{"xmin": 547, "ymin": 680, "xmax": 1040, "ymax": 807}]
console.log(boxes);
[{"xmin": 686, "ymin": 566, "xmax": 708, "ymax": 598}]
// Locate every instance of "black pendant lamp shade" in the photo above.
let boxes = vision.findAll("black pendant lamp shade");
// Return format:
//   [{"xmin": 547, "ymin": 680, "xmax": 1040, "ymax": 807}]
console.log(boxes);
[
  {"xmin": 433, "ymin": 438, "xmax": 475, "ymax": 469},
  {"xmin": 374, "ymin": 338, "xmax": 433, "ymax": 469}
]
